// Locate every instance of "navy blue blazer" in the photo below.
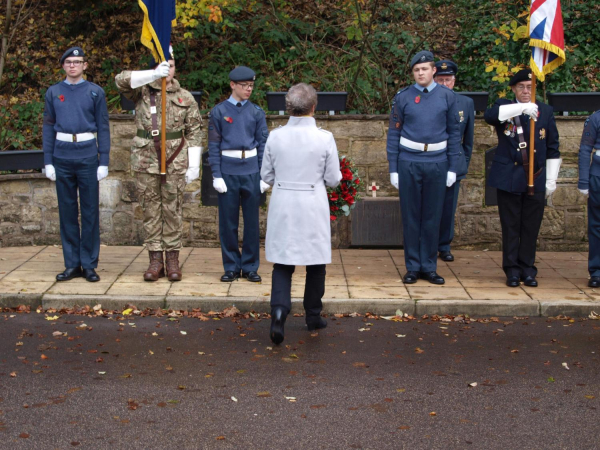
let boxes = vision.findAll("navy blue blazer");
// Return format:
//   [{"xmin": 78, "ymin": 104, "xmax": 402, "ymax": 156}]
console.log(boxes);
[
  {"xmin": 484, "ymin": 99, "xmax": 560, "ymax": 193},
  {"xmin": 455, "ymin": 93, "xmax": 475, "ymax": 179}
]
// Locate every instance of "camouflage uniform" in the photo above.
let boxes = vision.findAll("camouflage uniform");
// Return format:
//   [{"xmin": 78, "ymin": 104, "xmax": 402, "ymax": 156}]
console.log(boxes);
[{"xmin": 115, "ymin": 73, "xmax": 204, "ymax": 251}]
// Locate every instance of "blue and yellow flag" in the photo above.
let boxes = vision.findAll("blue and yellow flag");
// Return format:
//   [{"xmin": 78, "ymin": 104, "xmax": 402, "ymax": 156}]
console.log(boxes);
[{"xmin": 138, "ymin": 0, "xmax": 176, "ymax": 63}]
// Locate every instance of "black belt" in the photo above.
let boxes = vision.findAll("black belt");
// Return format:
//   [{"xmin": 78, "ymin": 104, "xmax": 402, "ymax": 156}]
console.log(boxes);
[{"xmin": 137, "ymin": 129, "xmax": 184, "ymax": 140}]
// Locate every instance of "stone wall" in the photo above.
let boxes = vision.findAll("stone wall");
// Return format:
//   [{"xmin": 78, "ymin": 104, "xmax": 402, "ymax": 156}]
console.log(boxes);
[{"xmin": 0, "ymin": 114, "xmax": 589, "ymax": 250}]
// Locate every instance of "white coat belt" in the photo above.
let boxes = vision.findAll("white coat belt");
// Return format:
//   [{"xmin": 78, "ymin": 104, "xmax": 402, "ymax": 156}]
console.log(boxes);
[
  {"xmin": 595, "ymin": 149, "xmax": 600, "ymax": 157},
  {"xmin": 275, "ymin": 180, "xmax": 322, "ymax": 191},
  {"xmin": 56, "ymin": 132, "xmax": 95, "ymax": 143},
  {"xmin": 400, "ymin": 137, "xmax": 447, "ymax": 152},
  {"xmin": 221, "ymin": 148, "xmax": 257, "ymax": 159}
]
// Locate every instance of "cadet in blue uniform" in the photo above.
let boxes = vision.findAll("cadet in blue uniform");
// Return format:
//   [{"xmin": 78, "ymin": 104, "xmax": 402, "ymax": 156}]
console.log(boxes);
[
  {"xmin": 386, "ymin": 50, "xmax": 461, "ymax": 285},
  {"xmin": 208, "ymin": 66, "xmax": 270, "ymax": 282},
  {"xmin": 42, "ymin": 46, "xmax": 110, "ymax": 282},
  {"xmin": 434, "ymin": 60, "xmax": 474, "ymax": 262},
  {"xmin": 484, "ymin": 69, "xmax": 561, "ymax": 288},
  {"xmin": 578, "ymin": 111, "xmax": 600, "ymax": 287}
]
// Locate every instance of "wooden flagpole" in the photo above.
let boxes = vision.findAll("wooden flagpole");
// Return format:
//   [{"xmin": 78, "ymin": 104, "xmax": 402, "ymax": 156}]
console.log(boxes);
[
  {"xmin": 161, "ymin": 76, "xmax": 167, "ymax": 176},
  {"xmin": 527, "ymin": 72, "xmax": 537, "ymax": 196}
]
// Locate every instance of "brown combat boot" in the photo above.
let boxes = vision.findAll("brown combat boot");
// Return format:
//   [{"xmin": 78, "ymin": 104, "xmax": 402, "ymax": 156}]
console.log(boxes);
[
  {"xmin": 143, "ymin": 251, "xmax": 165, "ymax": 282},
  {"xmin": 165, "ymin": 251, "xmax": 182, "ymax": 282}
]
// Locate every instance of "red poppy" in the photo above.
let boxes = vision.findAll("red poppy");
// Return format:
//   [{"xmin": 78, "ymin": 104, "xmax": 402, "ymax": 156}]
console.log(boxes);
[
  {"xmin": 342, "ymin": 168, "xmax": 353, "ymax": 180},
  {"xmin": 224, "ymin": 116, "xmax": 233, "ymax": 124},
  {"xmin": 330, "ymin": 215, "xmax": 337, "ymax": 222},
  {"xmin": 329, "ymin": 192, "xmax": 339, "ymax": 201},
  {"xmin": 355, "ymin": 177, "xmax": 360, "ymax": 185},
  {"xmin": 178, "ymin": 98, "xmax": 183, "ymax": 103},
  {"xmin": 330, "ymin": 205, "xmax": 338, "ymax": 212},
  {"xmin": 58, "ymin": 95, "xmax": 65, "ymax": 102},
  {"xmin": 415, "ymin": 95, "xmax": 421, "ymax": 104}
]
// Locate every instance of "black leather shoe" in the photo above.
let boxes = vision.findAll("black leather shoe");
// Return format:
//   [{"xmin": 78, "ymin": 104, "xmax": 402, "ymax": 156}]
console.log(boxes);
[
  {"xmin": 420, "ymin": 271, "xmax": 445, "ymax": 285},
  {"xmin": 403, "ymin": 271, "xmax": 419, "ymax": 284},
  {"xmin": 506, "ymin": 276, "xmax": 520, "ymax": 288},
  {"xmin": 306, "ymin": 316, "xmax": 328, "ymax": 331},
  {"xmin": 589, "ymin": 276, "xmax": 600, "ymax": 288},
  {"xmin": 439, "ymin": 251, "xmax": 454, "ymax": 262},
  {"xmin": 220, "ymin": 271, "xmax": 240, "ymax": 282},
  {"xmin": 56, "ymin": 267, "xmax": 83, "ymax": 282},
  {"xmin": 270, "ymin": 308, "xmax": 286, "ymax": 345},
  {"xmin": 83, "ymin": 268, "xmax": 100, "ymax": 282},
  {"xmin": 521, "ymin": 276, "xmax": 538, "ymax": 287},
  {"xmin": 242, "ymin": 271, "xmax": 262, "ymax": 283}
]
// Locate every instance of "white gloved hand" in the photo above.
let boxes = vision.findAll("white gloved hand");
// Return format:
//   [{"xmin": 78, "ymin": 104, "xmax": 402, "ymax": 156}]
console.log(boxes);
[
  {"xmin": 130, "ymin": 61, "xmax": 171, "ymax": 89},
  {"xmin": 390, "ymin": 172, "xmax": 399, "ymax": 190},
  {"xmin": 213, "ymin": 177, "xmax": 227, "ymax": 194},
  {"xmin": 45, "ymin": 164, "xmax": 56, "ymax": 181},
  {"xmin": 522, "ymin": 102, "xmax": 539, "ymax": 122},
  {"xmin": 185, "ymin": 146, "xmax": 201, "ymax": 184},
  {"xmin": 579, "ymin": 189, "xmax": 589, "ymax": 196},
  {"xmin": 446, "ymin": 171, "xmax": 457, "ymax": 187},
  {"xmin": 545, "ymin": 158, "xmax": 561, "ymax": 198},
  {"xmin": 97, "ymin": 166, "xmax": 108, "ymax": 181},
  {"xmin": 260, "ymin": 180, "xmax": 271, "ymax": 193}
]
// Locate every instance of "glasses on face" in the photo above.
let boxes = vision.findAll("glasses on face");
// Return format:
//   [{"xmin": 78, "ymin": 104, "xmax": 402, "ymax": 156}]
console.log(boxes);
[
  {"xmin": 516, "ymin": 85, "xmax": 532, "ymax": 92},
  {"xmin": 236, "ymin": 82, "xmax": 254, "ymax": 90},
  {"xmin": 64, "ymin": 60, "xmax": 84, "ymax": 66}
]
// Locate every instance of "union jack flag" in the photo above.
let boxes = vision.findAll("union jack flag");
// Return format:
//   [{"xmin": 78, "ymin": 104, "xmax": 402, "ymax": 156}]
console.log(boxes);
[{"xmin": 529, "ymin": 0, "xmax": 566, "ymax": 81}]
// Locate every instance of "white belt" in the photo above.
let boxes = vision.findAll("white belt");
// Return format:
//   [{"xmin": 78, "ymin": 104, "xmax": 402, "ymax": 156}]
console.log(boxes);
[
  {"xmin": 222, "ymin": 148, "xmax": 257, "ymax": 159},
  {"xmin": 56, "ymin": 132, "xmax": 95, "ymax": 143},
  {"xmin": 400, "ymin": 137, "xmax": 447, "ymax": 152},
  {"xmin": 595, "ymin": 149, "xmax": 600, "ymax": 156}
]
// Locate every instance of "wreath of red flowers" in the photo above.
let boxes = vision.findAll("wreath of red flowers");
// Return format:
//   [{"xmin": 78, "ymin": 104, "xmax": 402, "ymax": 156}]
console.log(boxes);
[{"xmin": 327, "ymin": 155, "xmax": 363, "ymax": 222}]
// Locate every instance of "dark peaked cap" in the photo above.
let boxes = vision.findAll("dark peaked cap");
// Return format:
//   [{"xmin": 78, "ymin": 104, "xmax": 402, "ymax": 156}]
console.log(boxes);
[{"xmin": 435, "ymin": 60, "xmax": 458, "ymax": 76}]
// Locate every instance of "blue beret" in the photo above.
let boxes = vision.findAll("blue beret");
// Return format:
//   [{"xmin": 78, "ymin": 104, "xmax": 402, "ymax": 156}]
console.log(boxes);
[
  {"xmin": 509, "ymin": 68, "xmax": 532, "ymax": 86},
  {"xmin": 410, "ymin": 51, "xmax": 434, "ymax": 69},
  {"xmin": 60, "ymin": 47, "xmax": 85, "ymax": 65},
  {"xmin": 229, "ymin": 66, "xmax": 256, "ymax": 82},
  {"xmin": 435, "ymin": 60, "xmax": 458, "ymax": 76}
]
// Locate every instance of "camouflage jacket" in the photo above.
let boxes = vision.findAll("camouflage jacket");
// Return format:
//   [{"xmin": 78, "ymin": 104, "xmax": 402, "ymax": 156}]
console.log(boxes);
[{"xmin": 115, "ymin": 72, "xmax": 204, "ymax": 175}]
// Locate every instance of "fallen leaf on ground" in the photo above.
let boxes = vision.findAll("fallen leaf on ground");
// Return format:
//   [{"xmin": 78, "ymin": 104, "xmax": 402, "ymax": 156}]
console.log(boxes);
[
  {"xmin": 257, "ymin": 391, "xmax": 271, "ymax": 398},
  {"xmin": 45, "ymin": 316, "xmax": 59, "ymax": 321},
  {"xmin": 469, "ymin": 382, "xmax": 478, "ymax": 387},
  {"xmin": 122, "ymin": 309, "xmax": 132, "ymax": 316},
  {"xmin": 415, "ymin": 348, "xmax": 425, "ymax": 354},
  {"xmin": 562, "ymin": 362, "xmax": 569, "ymax": 370},
  {"xmin": 180, "ymin": 331, "xmax": 187, "ymax": 335},
  {"xmin": 231, "ymin": 396, "xmax": 238, "ymax": 402}
]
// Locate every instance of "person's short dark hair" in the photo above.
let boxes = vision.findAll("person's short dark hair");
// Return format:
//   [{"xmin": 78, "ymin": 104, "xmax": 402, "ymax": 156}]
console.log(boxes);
[{"xmin": 285, "ymin": 83, "xmax": 318, "ymax": 116}]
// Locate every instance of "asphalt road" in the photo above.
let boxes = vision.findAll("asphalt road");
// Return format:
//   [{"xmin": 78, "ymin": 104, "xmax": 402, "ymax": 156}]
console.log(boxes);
[{"xmin": 0, "ymin": 312, "xmax": 599, "ymax": 449}]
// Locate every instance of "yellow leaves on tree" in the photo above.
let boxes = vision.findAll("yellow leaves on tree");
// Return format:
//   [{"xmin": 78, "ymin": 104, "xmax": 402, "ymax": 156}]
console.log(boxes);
[{"xmin": 176, "ymin": 0, "xmax": 228, "ymax": 39}]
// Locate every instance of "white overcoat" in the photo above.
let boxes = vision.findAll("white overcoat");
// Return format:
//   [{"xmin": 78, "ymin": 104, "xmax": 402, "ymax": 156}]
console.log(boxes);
[{"xmin": 261, "ymin": 116, "xmax": 342, "ymax": 265}]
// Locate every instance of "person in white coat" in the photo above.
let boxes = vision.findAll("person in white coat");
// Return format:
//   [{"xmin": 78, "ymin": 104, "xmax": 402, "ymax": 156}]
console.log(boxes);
[{"xmin": 260, "ymin": 83, "xmax": 342, "ymax": 345}]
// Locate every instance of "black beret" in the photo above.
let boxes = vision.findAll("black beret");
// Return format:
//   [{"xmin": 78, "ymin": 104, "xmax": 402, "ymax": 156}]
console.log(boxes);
[
  {"xmin": 410, "ymin": 51, "xmax": 434, "ymax": 69},
  {"xmin": 229, "ymin": 66, "xmax": 256, "ymax": 82},
  {"xmin": 509, "ymin": 68, "xmax": 532, "ymax": 86},
  {"xmin": 60, "ymin": 47, "xmax": 85, "ymax": 65},
  {"xmin": 435, "ymin": 60, "xmax": 458, "ymax": 76}
]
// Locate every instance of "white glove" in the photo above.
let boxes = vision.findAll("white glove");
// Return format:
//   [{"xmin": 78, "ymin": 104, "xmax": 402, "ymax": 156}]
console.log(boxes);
[
  {"xmin": 498, "ymin": 102, "xmax": 538, "ymax": 122},
  {"xmin": 579, "ymin": 189, "xmax": 589, "ymax": 196},
  {"xmin": 130, "ymin": 61, "xmax": 170, "ymax": 89},
  {"xmin": 390, "ymin": 172, "xmax": 399, "ymax": 190},
  {"xmin": 213, "ymin": 177, "xmax": 227, "ymax": 194},
  {"xmin": 522, "ymin": 102, "xmax": 539, "ymax": 122},
  {"xmin": 97, "ymin": 166, "xmax": 108, "ymax": 181},
  {"xmin": 185, "ymin": 146, "xmax": 202, "ymax": 184},
  {"xmin": 260, "ymin": 180, "xmax": 271, "ymax": 193},
  {"xmin": 446, "ymin": 171, "xmax": 457, "ymax": 187},
  {"xmin": 45, "ymin": 164, "xmax": 56, "ymax": 181},
  {"xmin": 545, "ymin": 158, "xmax": 561, "ymax": 198}
]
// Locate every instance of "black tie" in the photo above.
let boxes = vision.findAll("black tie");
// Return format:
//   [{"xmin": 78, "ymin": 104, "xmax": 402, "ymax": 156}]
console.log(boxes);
[
  {"xmin": 236, "ymin": 102, "xmax": 242, "ymax": 107},
  {"xmin": 423, "ymin": 88, "xmax": 428, "ymax": 93}
]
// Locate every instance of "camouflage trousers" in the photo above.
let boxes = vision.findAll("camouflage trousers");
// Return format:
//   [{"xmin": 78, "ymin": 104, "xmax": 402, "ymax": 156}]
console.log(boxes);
[{"xmin": 136, "ymin": 173, "xmax": 186, "ymax": 252}]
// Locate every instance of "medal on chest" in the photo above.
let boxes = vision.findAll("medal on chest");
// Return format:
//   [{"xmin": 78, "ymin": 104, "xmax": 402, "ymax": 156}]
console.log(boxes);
[{"xmin": 459, "ymin": 111, "xmax": 464, "ymax": 123}]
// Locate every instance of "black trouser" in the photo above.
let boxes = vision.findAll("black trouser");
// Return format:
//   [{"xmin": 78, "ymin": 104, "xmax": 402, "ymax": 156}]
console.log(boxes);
[
  {"xmin": 270, "ymin": 264, "xmax": 326, "ymax": 322},
  {"xmin": 496, "ymin": 189, "xmax": 545, "ymax": 278}
]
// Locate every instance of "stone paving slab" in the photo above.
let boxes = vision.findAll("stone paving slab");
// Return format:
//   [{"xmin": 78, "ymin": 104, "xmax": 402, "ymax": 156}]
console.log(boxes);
[{"xmin": 0, "ymin": 246, "xmax": 599, "ymax": 316}]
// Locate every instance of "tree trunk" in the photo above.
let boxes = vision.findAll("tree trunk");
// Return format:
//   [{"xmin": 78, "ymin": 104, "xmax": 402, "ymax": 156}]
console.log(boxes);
[{"xmin": 0, "ymin": 0, "xmax": 13, "ymax": 88}]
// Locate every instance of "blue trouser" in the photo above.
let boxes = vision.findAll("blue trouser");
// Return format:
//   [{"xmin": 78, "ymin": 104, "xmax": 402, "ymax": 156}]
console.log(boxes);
[
  {"xmin": 588, "ymin": 175, "xmax": 600, "ymax": 277},
  {"xmin": 270, "ymin": 264, "xmax": 326, "ymax": 321},
  {"xmin": 398, "ymin": 160, "xmax": 448, "ymax": 272},
  {"xmin": 218, "ymin": 172, "xmax": 260, "ymax": 273},
  {"xmin": 438, "ymin": 179, "xmax": 461, "ymax": 252},
  {"xmin": 53, "ymin": 156, "xmax": 100, "ymax": 269}
]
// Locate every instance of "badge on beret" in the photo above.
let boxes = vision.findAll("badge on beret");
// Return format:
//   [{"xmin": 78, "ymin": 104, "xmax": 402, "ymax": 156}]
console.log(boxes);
[
  {"xmin": 441, "ymin": 63, "xmax": 448, "ymax": 70},
  {"xmin": 73, "ymin": 50, "xmax": 79, "ymax": 56},
  {"xmin": 528, "ymin": 73, "xmax": 532, "ymax": 79},
  {"xmin": 420, "ymin": 55, "xmax": 426, "ymax": 62},
  {"xmin": 539, "ymin": 128, "xmax": 546, "ymax": 140},
  {"xmin": 224, "ymin": 116, "xmax": 233, "ymax": 124},
  {"xmin": 415, "ymin": 95, "xmax": 421, "ymax": 104}
]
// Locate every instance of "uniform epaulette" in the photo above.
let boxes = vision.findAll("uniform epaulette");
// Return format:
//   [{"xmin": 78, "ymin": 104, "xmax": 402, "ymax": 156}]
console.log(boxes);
[
  {"xmin": 254, "ymin": 104, "xmax": 264, "ymax": 111},
  {"xmin": 396, "ymin": 86, "xmax": 410, "ymax": 95},
  {"xmin": 317, "ymin": 127, "xmax": 333, "ymax": 136}
]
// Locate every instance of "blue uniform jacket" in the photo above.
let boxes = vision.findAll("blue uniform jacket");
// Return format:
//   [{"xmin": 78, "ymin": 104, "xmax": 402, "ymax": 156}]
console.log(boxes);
[
  {"xmin": 578, "ymin": 110, "xmax": 600, "ymax": 190},
  {"xmin": 484, "ymin": 99, "xmax": 560, "ymax": 193},
  {"xmin": 455, "ymin": 93, "xmax": 475, "ymax": 180}
]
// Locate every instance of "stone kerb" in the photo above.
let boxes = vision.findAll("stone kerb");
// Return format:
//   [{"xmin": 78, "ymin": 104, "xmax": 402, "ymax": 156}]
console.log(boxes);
[{"xmin": 0, "ymin": 115, "xmax": 590, "ymax": 250}]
